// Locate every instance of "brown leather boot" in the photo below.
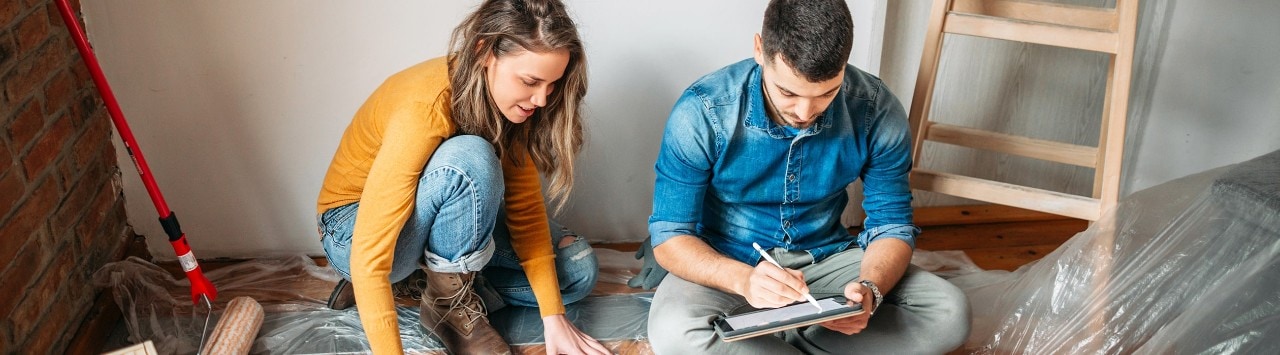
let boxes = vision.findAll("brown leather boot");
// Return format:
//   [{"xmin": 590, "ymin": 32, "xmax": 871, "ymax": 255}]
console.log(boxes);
[
  {"xmin": 326, "ymin": 279, "xmax": 355, "ymax": 310},
  {"xmin": 418, "ymin": 265, "xmax": 512, "ymax": 354},
  {"xmin": 326, "ymin": 271, "xmax": 428, "ymax": 310}
]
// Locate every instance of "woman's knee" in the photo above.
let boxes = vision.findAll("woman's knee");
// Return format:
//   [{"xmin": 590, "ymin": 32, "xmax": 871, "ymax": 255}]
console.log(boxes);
[
  {"xmin": 557, "ymin": 237, "xmax": 599, "ymax": 303},
  {"xmin": 430, "ymin": 135, "xmax": 503, "ymax": 183}
]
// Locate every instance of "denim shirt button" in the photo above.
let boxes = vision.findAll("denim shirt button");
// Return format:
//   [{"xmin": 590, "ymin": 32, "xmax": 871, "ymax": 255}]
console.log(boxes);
[{"xmin": 787, "ymin": 174, "xmax": 795, "ymax": 181}]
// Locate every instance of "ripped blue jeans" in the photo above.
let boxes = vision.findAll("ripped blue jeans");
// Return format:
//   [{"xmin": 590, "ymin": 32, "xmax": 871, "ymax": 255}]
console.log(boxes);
[{"xmin": 319, "ymin": 135, "xmax": 598, "ymax": 310}]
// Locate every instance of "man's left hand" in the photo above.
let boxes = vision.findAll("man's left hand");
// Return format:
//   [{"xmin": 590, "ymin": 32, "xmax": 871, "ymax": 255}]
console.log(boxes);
[
  {"xmin": 542, "ymin": 314, "xmax": 612, "ymax": 355},
  {"xmin": 819, "ymin": 281, "xmax": 874, "ymax": 335}
]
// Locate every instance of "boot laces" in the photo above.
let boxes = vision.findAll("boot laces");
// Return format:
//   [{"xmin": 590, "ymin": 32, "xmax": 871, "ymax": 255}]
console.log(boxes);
[
  {"xmin": 392, "ymin": 272, "xmax": 427, "ymax": 300},
  {"xmin": 433, "ymin": 276, "xmax": 486, "ymax": 329}
]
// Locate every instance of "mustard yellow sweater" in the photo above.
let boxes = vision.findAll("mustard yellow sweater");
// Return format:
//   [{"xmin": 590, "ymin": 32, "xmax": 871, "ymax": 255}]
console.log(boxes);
[{"xmin": 317, "ymin": 57, "xmax": 562, "ymax": 354}]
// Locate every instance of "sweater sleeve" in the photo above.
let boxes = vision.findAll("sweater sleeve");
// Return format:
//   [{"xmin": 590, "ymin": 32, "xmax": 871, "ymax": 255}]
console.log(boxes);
[
  {"xmin": 501, "ymin": 149, "xmax": 565, "ymax": 316},
  {"xmin": 350, "ymin": 102, "xmax": 450, "ymax": 354}
]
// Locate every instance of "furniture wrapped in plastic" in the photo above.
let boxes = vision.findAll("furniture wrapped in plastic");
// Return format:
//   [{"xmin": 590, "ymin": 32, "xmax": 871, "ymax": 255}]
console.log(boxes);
[{"xmin": 952, "ymin": 149, "xmax": 1280, "ymax": 353}]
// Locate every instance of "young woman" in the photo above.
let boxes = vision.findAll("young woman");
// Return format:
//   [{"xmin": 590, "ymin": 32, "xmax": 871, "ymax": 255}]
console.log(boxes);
[{"xmin": 315, "ymin": 1, "xmax": 606, "ymax": 353}]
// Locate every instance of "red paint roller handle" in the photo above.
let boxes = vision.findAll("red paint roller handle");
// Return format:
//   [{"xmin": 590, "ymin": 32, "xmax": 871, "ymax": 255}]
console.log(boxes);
[
  {"xmin": 171, "ymin": 234, "xmax": 218, "ymax": 304},
  {"xmin": 54, "ymin": 0, "xmax": 217, "ymax": 304}
]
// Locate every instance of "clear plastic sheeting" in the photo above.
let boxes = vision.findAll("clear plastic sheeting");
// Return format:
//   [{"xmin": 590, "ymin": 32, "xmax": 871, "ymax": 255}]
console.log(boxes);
[
  {"xmin": 96, "ymin": 150, "xmax": 1280, "ymax": 354},
  {"xmin": 94, "ymin": 253, "xmax": 653, "ymax": 354},
  {"xmin": 951, "ymin": 149, "xmax": 1280, "ymax": 354},
  {"xmin": 96, "ymin": 240, "xmax": 974, "ymax": 354},
  {"xmin": 94, "ymin": 255, "xmax": 341, "ymax": 354}
]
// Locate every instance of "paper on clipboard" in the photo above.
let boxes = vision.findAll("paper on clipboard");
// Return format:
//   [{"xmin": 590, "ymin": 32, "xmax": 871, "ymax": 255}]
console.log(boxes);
[
  {"xmin": 725, "ymin": 297, "xmax": 847, "ymax": 329},
  {"xmin": 715, "ymin": 296, "xmax": 864, "ymax": 342}
]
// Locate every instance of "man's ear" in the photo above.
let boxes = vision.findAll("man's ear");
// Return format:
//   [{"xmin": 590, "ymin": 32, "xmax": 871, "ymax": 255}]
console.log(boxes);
[{"xmin": 753, "ymin": 34, "xmax": 766, "ymax": 67}]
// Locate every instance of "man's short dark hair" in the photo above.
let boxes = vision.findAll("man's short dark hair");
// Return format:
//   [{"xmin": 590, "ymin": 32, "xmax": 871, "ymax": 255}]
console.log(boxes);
[{"xmin": 761, "ymin": 0, "xmax": 853, "ymax": 82}]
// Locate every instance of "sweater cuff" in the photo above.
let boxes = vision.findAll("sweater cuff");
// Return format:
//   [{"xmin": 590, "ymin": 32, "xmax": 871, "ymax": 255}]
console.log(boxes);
[
  {"xmin": 519, "ymin": 254, "xmax": 565, "ymax": 316},
  {"xmin": 353, "ymin": 284, "xmax": 403, "ymax": 354}
]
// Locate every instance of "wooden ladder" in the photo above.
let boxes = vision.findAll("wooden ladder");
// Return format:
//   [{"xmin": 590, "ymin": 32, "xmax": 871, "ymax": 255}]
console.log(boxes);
[{"xmin": 908, "ymin": 0, "xmax": 1141, "ymax": 221}]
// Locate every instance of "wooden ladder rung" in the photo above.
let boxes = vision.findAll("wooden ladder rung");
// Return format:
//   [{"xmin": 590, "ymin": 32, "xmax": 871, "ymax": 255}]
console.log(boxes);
[
  {"xmin": 951, "ymin": 0, "xmax": 1118, "ymax": 32},
  {"xmin": 911, "ymin": 169, "xmax": 1101, "ymax": 220},
  {"xmin": 925, "ymin": 123, "xmax": 1098, "ymax": 167},
  {"xmin": 944, "ymin": 11, "xmax": 1119, "ymax": 53}
]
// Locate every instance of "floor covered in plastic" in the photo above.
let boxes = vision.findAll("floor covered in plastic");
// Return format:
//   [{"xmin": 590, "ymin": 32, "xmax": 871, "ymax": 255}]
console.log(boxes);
[{"xmin": 98, "ymin": 149, "xmax": 1280, "ymax": 354}]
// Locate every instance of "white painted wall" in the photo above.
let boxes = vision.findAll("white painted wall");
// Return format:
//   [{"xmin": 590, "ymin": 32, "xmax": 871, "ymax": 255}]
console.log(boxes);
[
  {"xmin": 82, "ymin": 1, "xmax": 887, "ymax": 258},
  {"xmin": 1121, "ymin": 0, "xmax": 1280, "ymax": 193}
]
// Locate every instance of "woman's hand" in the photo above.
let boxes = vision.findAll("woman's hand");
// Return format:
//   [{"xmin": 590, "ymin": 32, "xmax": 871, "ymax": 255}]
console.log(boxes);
[{"xmin": 542, "ymin": 314, "xmax": 612, "ymax": 355}]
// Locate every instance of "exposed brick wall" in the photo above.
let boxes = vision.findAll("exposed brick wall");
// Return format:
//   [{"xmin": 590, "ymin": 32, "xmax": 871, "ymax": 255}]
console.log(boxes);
[{"xmin": 1, "ymin": 0, "xmax": 132, "ymax": 352}]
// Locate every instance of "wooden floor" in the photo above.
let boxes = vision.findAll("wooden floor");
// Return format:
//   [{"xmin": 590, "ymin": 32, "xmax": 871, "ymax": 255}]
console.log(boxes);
[
  {"xmin": 593, "ymin": 204, "xmax": 1088, "ymax": 272},
  {"xmin": 913, "ymin": 212, "xmax": 1085, "ymax": 271},
  {"xmin": 77, "ymin": 205, "xmax": 1086, "ymax": 354}
]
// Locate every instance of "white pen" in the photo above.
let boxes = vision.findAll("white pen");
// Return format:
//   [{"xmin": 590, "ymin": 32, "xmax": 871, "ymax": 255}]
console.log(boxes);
[{"xmin": 752, "ymin": 242, "xmax": 822, "ymax": 311}]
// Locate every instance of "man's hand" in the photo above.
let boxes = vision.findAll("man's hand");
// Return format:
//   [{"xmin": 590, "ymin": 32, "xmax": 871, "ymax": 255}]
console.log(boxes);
[
  {"xmin": 740, "ymin": 262, "xmax": 811, "ymax": 309},
  {"xmin": 819, "ymin": 281, "xmax": 874, "ymax": 334},
  {"xmin": 542, "ymin": 314, "xmax": 611, "ymax": 355}
]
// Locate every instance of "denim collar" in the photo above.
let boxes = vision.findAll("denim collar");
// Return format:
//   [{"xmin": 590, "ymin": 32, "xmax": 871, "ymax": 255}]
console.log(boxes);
[{"xmin": 745, "ymin": 64, "xmax": 835, "ymax": 139}]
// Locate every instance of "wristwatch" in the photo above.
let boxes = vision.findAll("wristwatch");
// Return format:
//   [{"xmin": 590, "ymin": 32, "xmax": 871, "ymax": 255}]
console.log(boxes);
[{"xmin": 858, "ymin": 280, "xmax": 883, "ymax": 315}]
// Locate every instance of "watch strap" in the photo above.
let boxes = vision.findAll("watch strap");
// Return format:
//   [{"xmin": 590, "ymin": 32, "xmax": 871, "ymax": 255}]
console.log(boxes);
[{"xmin": 858, "ymin": 279, "xmax": 882, "ymax": 315}]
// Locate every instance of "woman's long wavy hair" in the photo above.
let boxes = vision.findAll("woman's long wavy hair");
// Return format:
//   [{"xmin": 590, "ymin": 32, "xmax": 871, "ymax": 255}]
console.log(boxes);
[{"xmin": 448, "ymin": 0, "xmax": 586, "ymax": 213}]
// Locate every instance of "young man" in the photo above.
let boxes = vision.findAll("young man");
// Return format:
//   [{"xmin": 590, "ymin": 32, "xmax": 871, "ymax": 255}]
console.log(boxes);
[{"xmin": 646, "ymin": 0, "xmax": 970, "ymax": 353}]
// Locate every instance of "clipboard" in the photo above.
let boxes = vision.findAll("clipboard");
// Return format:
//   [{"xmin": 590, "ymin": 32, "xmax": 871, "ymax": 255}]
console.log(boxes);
[{"xmin": 713, "ymin": 296, "xmax": 864, "ymax": 342}]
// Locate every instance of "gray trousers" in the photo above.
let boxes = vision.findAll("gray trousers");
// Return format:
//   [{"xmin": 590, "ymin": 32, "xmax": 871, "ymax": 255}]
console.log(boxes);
[{"xmin": 648, "ymin": 247, "xmax": 970, "ymax": 354}]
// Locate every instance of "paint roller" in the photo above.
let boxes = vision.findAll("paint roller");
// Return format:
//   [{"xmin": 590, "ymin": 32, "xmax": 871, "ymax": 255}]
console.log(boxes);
[{"xmin": 202, "ymin": 296, "xmax": 265, "ymax": 355}]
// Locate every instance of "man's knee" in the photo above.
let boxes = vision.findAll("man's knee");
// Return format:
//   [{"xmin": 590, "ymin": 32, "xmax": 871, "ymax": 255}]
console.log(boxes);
[
  {"xmin": 647, "ymin": 281, "xmax": 721, "ymax": 354},
  {"xmin": 935, "ymin": 283, "xmax": 971, "ymax": 350},
  {"xmin": 646, "ymin": 309, "xmax": 710, "ymax": 354},
  {"xmin": 911, "ymin": 279, "xmax": 970, "ymax": 352}
]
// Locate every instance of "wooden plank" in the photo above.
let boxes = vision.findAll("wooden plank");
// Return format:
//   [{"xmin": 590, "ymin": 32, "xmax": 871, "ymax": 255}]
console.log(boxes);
[
  {"xmin": 963, "ymin": 244, "xmax": 1060, "ymax": 271},
  {"xmin": 916, "ymin": 219, "xmax": 1085, "ymax": 250},
  {"xmin": 925, "ymin": 123, "xmax": 1098, "ymax": 167},
  {"xmin": 951, "ymin": 0, "xmax": 1118, "ymax": 32},
  {"xmin": 592, "ymin": 242, "xmax": 641, "ymax": 252},
  {"xmin": 516, "ymin": 340, "xmax": 653, "ymax": 355},
  {"xmin": 913, "ymin": 204, "xmax": 1072, "ymax": 226},
  {"xmin": 944, "ymin": 11, "xmax": 1118, "ymax": 53},
  {"xmin": 1094, "ymin": 59, "xmax": 1116, "ymax": 199},
  {"xmin": 912, "ymin": 169, "xmax": 1102, "ymax": 220},
  {"xmin": 908, "ymin": 0, "xmax": 953, "ymax": 167},
  {"xmin": 1097, "ymin": 0, "xmax": 1141, "ymax": 214}
]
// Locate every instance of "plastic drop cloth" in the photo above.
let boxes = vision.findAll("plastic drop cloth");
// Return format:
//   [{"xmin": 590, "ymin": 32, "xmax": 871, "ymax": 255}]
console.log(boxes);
[
  {"xmin": 96, "ymin": 150, "xmax": 1280, "ymax": 354},
  {"xmin": 952, "ymin": 149, "xmax": 1280, "ymax": 354},
  {"xmin": 95, "ymin": 245, "xmax": 979, "ymax": 354},
  {"xmin": 94, "ymin": 252, "xmax": 654, "ymax": 354}
]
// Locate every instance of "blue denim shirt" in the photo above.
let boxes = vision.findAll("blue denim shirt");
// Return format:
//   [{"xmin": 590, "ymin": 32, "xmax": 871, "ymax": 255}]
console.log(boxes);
[{"xmin": 648, "ymin": 59, "xmax": 919, "ymax": 265}]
